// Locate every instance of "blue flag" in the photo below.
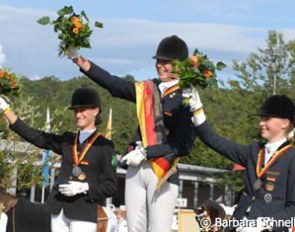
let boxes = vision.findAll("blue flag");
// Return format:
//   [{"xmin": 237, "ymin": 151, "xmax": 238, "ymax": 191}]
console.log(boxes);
[{"xmin": 41, "ymin": 149, "xmax": 51, "ymax": 186}]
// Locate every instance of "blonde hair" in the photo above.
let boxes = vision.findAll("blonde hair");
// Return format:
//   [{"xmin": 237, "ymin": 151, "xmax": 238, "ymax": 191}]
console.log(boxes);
[{"xmin": 287, "ymin": 123, "xmax": 295, "ymax": 143}]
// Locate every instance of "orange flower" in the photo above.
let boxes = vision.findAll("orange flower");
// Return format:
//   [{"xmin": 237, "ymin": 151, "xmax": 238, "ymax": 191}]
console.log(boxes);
[
  {"xmin": 10, "ymin": 80, "xmax": 16, "ymax": 89},
  {"xmin": 70, "ymin": 16, "xmax": 80, "ymax": 24},
  {"xmin": 0, "ymin": 69, "xmax": 4, "ymax": 78},
  {"xmin": 71, "ymin": 16, "xmax": 84, "ymax": 29},
  {"xmin": 72, "ymin": 27, "xmax": 79, "ymax": 34},
  {"xmin": 204, "ymin": 70, "xmax": 213, "ymax": 78},
  {"xmin": 75, "ymin": 22, "xmax": 84, "ymax": 29},
  {"xmin": 189, "ymin": 55, "xmax": 199, "ymax": 67}
]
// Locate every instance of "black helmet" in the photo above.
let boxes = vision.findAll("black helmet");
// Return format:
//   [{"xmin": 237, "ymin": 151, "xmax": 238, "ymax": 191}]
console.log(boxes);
[
  {"xmin": 69, "ymin": 86, "xmax": 101, "ymax": 110},
  {"xmin": 152, "ymin": 35, "xmax": 189, "ymax": 61},
  {"xmin": 255, "ymin": 95, "xmax": 295, "ymax": 124}
]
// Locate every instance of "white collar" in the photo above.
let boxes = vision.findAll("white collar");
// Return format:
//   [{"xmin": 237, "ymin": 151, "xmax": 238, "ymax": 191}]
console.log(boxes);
[
  {"xmin": 79, "ymin": 128, "xmax": 96, "ymax": 143},
  {"xmin": 158, "ymin": 79, "xmax": 179, "ymax": 96},
  {"xmin": 265, "ymin": 137, "xmax": 287, "ymax": 154},
  {"xmin": 80, "ymin": 128, "xmax": 96, "ymax": 133}
]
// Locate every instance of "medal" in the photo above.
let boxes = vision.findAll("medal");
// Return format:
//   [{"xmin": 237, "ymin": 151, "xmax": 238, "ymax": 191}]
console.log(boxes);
[
  {"xmin": 254, "ymin": 179, "xmax": 262, "ymax": 190},
  {"xmin": 256, "ymin": 145, "xmax": 292, "ymax": 190},
  {"xmin": 265, "ymin": 182, "xmax": 275, "ymax": 192},
  {"xmin": 78, "ymin": 172, "xmax": 86, "ymax": 180},
  {"xmin": 72, "ymin": 166, "xmax": 82, "ymax": 177},
  {"xmin": 72, "ymin": 132, "xmax": 101, "ymax": 178}
]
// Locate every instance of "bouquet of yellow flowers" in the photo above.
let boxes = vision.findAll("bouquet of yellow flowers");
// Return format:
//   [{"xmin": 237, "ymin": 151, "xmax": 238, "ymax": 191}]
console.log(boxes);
[
  {"xmin": 172, "ymin": 49, "xmax": 226, "ymax": 89},
  {"xmin": 0, "ymin": 68, "xmax": 20, "ymax": 97},
  {"xmin": 37, "ymin": 6, "xmax": 103, "ymax": 56}
]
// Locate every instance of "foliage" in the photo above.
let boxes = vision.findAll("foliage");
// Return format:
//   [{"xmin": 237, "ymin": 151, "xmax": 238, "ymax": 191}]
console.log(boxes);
[
  {"xmin": 0, "ymin": 96, "xmax": 44, "ymax": 192},
  {"xmin": 173, "ymin": 49, "xmax": 226, "ymax": 89},
  {"xmin": 232, "ymin": 30, "xmax": 295, "ymax": 97},
  {"xmin": 37, "ymin": 5, "xmax": 103, "ymax": 56},
  {"xmin": 0, "ymin": 68, "xmax": 21, "ymax": 97},
  {"xmin": 0, "ymin": 96, "xmax": 66, "ymax": 193}
]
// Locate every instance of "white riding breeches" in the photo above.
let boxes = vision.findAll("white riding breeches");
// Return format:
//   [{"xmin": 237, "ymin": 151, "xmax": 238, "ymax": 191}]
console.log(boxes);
[
  {"xmin": 51, "ymin": 209, "xmax": 97, "ymax": 232},
  {"xmin": 125, "ymin": 160, "xmax": 179, "ymax": 232}
]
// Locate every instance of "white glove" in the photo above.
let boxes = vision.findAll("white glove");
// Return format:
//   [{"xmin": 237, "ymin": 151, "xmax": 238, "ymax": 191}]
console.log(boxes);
[
  {"xmin": 0, "ymin": 96, "xmax": 10, "ymax": 113},
  {"xmin": 66, "ymin": 46, "xmax": 79, "ymax": 60},
  {"xmin": 182, "ymin": 85, "xmax": 203, "ymax": 112},
  {"xmin": 58, "ymin": 181, "xmax": 89, "ymax": 197},
  {"xmin": 135, "ymin": 141, "xmax": 143, "ymax": 149},
  {"xmin": 121, "ymin": 147, "xmax": 146, "ymax": 166},
  {"xmin": 182, "ymin": 86, "xmax": 206, "ymax": 126}
]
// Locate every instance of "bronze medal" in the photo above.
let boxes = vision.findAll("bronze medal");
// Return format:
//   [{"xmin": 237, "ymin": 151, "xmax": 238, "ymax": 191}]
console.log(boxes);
[
  {"xmin": 72, "ymin": 132, "xmax": 101, "ymax": 178},
  {"xmin": 78, "ymin": 172, "xmax": 86, "ymax": 180},
  {"xmin": 256, "ymin": 145, "xmax": 292, "ymax": 192},
  {"xmin": 254, "ymin": 179, "xmax": 262, "ymax": 190},
  {"xmin": 265, "ymin": 182, "xmax": 275, "ymax": 192}
]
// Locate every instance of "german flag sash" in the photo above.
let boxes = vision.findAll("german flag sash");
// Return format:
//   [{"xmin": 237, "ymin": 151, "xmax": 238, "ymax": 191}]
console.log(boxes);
[{"xmin": 135, "ymin": 80, "xmax": 179, "ymax": 179}]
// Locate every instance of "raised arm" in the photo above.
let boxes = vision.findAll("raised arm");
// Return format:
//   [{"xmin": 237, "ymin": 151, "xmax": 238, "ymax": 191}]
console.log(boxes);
[
  {"xmin": 0, "ymin": 96, "xmax": 64, "ymax": 155},
  {"xmin": 185, "ymin": 87, "xmax": 250, "ymax": 166},
  {"xmin": 72, "ymin": 55, "xmax": 136, "ymax": 102}
]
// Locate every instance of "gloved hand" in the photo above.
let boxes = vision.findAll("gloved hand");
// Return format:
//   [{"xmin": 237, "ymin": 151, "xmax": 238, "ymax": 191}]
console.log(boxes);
[
  {"xmin": 0, "ymin": 96, "xmax": 10, "ymax": 113},
  {"xmin": 66, "ymin": 46, "xmax": 79, "ymax": 60},
  {"xmin": 135, "ymin": 141, "xmax": 143, "ymax": 149},
  {"xmin": 58, "ymin": 181, "xmax": 89, "ymax": 197},
  {"xmin": 182, "ymin": 85, "xmax": 203, "ymax": 112},
  {"xmin": 121, "ymin": 147, "xmax": 146, "ymax": 166},
  {"xmin": 182, "ymin": 85, "xmax": 206, "ymax": 126}
]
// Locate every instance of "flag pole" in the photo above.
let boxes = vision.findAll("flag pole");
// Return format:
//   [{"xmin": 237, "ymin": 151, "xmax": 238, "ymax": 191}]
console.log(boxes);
[
  {"xmin": 105, "ymin": 108, "xmax": 112, "ymax": 140},
  {"xmin": 105, "ymin": 108, "xmax": 113, "ymax": 207},
  {"xmin": 41, "ymin": 107, "xmax": 51, "ymax": 203}
]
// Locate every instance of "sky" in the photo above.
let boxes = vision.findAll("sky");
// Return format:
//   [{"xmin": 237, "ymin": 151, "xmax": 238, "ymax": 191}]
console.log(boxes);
[{"xmin": 0, "ymin": 0, "xmax": 295, "ymax": 81}]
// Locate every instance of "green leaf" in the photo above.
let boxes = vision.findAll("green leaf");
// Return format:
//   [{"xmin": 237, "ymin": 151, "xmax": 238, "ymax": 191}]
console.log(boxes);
[
  {"xmin": 81, "ymin": 10, "xmax": 89, "ymax": 22},
  {"xmin": 216, "ymin": 62, "xmax": 227, "ymax": 71},
  {"xmin": 37, "ymin": 16, "xmax": 51, "ymax": 25},
  {"xmin": 193, "ymin": 48, "xmax": 200, "ymax": 55},
  {"xmin": 57, "ymin": 6, "xmax": 73, "ymax": 17},
  {"xmin": 94, "ymin": 21, "xmax": 104, "ymax": 28}
]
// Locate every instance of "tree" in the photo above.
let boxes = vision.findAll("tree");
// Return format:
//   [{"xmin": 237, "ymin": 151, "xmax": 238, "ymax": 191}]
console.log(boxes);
[
  {"xmin": 0, "ymin": 96, "xmax": 44, "ymax": 192},
  {"xmin": 232, "ymin": 30, "xmax": 295, "ymax": 97}
]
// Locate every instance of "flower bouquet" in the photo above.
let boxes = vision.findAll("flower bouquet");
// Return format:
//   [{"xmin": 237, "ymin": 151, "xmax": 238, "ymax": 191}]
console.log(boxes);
[
  {"xmin": 37, "ymin": 6, "xmax": 103, "ymax": 56},
  {"xmin": 172, "ymin": 49, "xmax": 226, "ymax": 89},
  {"xmin": 0, "ymin": 68, "xmax": 20, "ymax": 97}
]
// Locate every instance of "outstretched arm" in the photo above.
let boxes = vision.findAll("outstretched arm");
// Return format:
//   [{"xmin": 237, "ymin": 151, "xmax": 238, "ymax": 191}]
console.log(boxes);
[
  {"xmin": 70, "ymin": 53, "xmax": 136, "ymax": 102},
  {"xmin": 72, "ymin": 54, "xmax": 91, "ymax": 72},
  {"xmin": 0, "ymin": 97, "xmax": 17, "ymax": 124},
  {"xmin": 0, "ymin": 96, "xmax": 64, "ymax": 155},
  {"xmin": 185, "ymin": 87, "xmax": 250, "ymax": 166}
]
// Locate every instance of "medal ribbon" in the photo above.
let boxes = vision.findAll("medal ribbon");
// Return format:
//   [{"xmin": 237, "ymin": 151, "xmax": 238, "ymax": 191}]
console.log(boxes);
[
  {"xmin": 256, "ymin": 144, "xmax": 292, "ymax": 178},
  {"xmin": 162, "ymin": 85, "xmax": 180, "ymax": 97},
  {"xmin": 72, "ymin": 132, "xmax": 101, "ymax": 166}
]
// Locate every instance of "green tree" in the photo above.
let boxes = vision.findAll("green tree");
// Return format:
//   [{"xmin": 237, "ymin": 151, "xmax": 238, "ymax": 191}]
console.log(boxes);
[
  {"xmin": 232, "ymin": 30, "xmax": 295, "ymax": 97},
  {"xmin": 0, "ymin": 96, "xmax": 45, "ymax": 192}
]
